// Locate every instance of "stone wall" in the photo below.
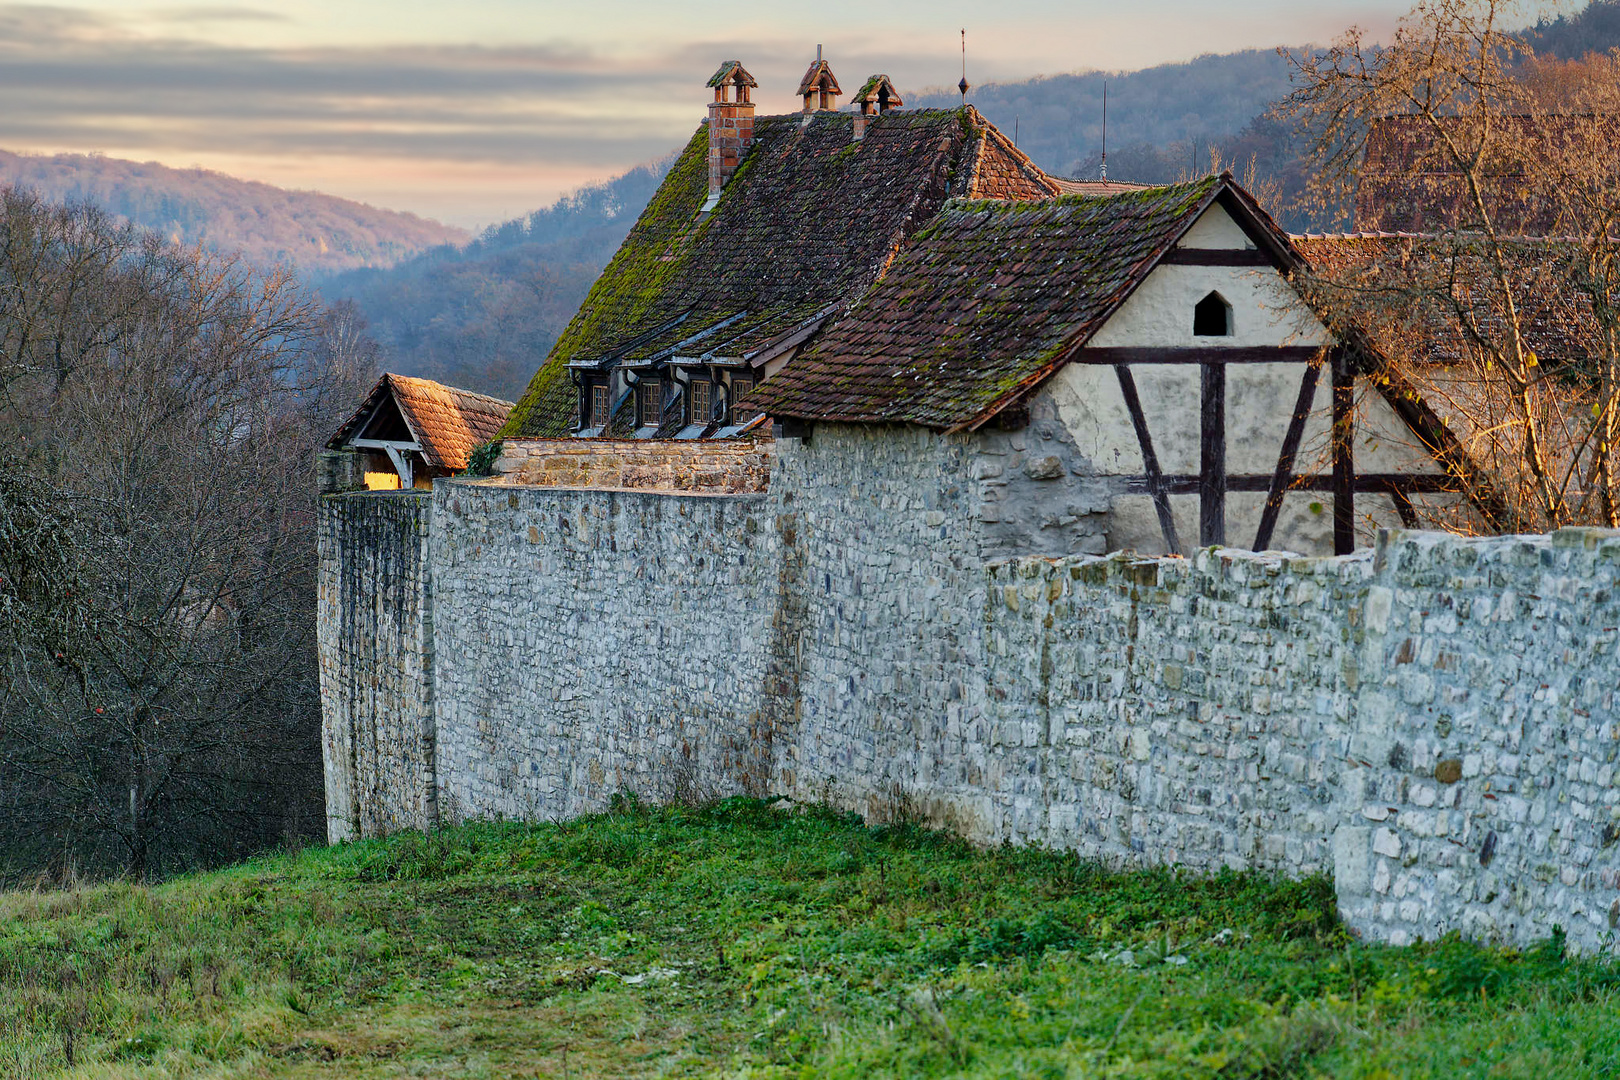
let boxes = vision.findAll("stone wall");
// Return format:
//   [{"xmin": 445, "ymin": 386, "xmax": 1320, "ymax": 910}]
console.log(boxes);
[
  {"xmin": 320, "ymin": 432, "xmax": 1620, "ymax": 950},
  {"xmin": 494, "ymin": 437, "xmax": 773, "ymax": 493},
  {"xmin": 973, "ymin": 548, "xmax": 1365, "ymax": 873},
  {"xmin": 426, "ymin": 483, "xmax": 783, "ymax": 822},
  {"xmin": 1335, "ymin": 528, "xmax": 1620, "ymax": 950},
  {"xmin": 772, "ymin": 425, "xmax": 991, "ymax": 825},
  {"xmin": 317, "ymin": 491, "xmax": 437, "ymax": 841}
]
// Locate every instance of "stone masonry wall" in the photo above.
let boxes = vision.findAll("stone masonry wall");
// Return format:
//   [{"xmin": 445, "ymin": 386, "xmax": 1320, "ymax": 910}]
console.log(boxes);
[
  {"xmin": 771, "ymin": 425, "xmax": 993, "ymax": 829},
  {"xmin": 1335, "ymin": 528, "xmax": 1620, "ymax": 950},
  {"xmin": 975, "ymin": 549, "xmax": 1366, "ymax": 873},
  {"xmin": 317, "ymin": 492, "xmax": 437, "ymax": 842},
  {"xmin": 321, "ymin": 432, "xmax": 1620, "ymax": 950},
  {"xmin": 495, "ymin": 437, "xmax": 773, "ymax": 494},
  {"xmin": 427, "ymin": 482, "xmax": 784, "ymax": 822}
]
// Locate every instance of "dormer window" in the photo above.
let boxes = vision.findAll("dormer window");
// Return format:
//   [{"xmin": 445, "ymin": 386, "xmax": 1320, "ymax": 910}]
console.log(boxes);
[
  {"xmin": 1194, "ymin": 291, "xmax": 1233, "ymax": 337},
  {"xmin": 731, "ymin": 377, "xmax": 756, "ymax": 425},
  {"xmin": 591, "ymin": 383, "xmax": 610, "ymax": 427},
  {"xmin": 639, "ymin": 381, "xmax": 663, "ymax": 427},
  {"xmin": 690, "ymin": 379, "xmax": 712, "ymax": 425}
]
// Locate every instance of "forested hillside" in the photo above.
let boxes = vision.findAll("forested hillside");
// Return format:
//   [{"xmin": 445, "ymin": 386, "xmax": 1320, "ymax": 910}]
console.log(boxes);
[
  {"xmin": 0, "ymin": 150, "xmax": 466, "ymax": 275},
  {"xmin": 320, "ymin": 158, "xmax": 670, "ymax": 401},
  {"xmin": 912, "ymin": 49, "xmax": 1294, "ymax": 184}
]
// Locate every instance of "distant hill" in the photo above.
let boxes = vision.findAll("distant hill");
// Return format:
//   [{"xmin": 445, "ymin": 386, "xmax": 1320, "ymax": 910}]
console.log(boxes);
[
  {"xmin": 321, "ymin": 157, "xmax": 671, "ymax": 402},
  {"xmin": 324, "ymin": 11, "xmax": 1620, "ymax": 401},
  {"xmin": 913, "ymin": 49, "xmax": 1296, "ymax": 183},
  {"xmin": 0, "ymin": 150, "xmax": 468, "ymax": 275},
  {"xmin": 1527, "ymin": 0, "xmax": 1620, "ymax": 57}
]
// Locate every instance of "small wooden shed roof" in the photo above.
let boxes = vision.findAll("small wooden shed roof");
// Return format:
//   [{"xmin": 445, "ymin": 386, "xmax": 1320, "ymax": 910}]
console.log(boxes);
[{"xmin": 327, "ymin": 373, "xmax": 514, "ymax": 472}]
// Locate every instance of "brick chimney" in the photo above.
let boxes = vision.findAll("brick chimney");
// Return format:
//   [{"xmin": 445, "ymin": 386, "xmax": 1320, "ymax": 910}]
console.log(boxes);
[
  {"xmin": 705, "ymin": 60, "xmax": 757, "ymax": 208},
  {"xmin": 852, "ymin": 74, "xmax": 903, "ymax": 142},
  {"xmin": 798, "ymin": 46, "xmax": 842, "ymax": 114}
]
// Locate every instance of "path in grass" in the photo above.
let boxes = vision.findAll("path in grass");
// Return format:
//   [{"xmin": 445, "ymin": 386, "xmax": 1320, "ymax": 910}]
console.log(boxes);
[{"xmin": 1, "ymin": 798, "xmax": 1617, "ymax": 1078}]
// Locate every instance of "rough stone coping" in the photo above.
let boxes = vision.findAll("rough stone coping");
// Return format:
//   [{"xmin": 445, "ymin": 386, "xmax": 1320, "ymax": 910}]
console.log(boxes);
[
  {"xmin": 985, "ymin": 526, "xmax": 1620, "ymax": 584},
  {"xmin": 448, "ymin": 477, "xmax": 769, "ymax": 500}
]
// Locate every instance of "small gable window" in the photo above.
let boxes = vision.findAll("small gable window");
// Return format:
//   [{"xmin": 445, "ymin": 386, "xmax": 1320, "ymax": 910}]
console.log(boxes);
[
  {"xmin": 1194, "ymin": 291, "xmax": 1233, "ymax": 337},
  {"xmin": 591, "ymin": 383, "xmax": 610, "ymax": 427}
]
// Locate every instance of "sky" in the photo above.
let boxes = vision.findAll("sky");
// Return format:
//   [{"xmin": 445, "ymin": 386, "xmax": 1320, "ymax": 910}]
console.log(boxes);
[{"xmin": 0, "ymin": 1, "xmax": 1426, "ymax": 230}]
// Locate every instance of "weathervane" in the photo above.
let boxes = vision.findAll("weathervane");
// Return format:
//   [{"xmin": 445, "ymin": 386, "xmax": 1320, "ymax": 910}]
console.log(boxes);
[{"xmin": 959, "ymin": 29, "xmax": 970, "ymax": 102}]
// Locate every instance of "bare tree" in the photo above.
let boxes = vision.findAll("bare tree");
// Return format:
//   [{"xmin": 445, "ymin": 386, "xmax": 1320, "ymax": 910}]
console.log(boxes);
[
  {"xmin": 1281, "ymin": 0, "xmax": 1620, "ymax": 531},
  {"xmin": 0, "ymin": 187, "xmax": 376, "ymax": 880}
]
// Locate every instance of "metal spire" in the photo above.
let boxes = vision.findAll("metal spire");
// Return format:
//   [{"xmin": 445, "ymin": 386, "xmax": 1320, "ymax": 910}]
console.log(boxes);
[
  {"xmin": 958, "ymin": 29, "xmax": 970, "ymax": 102},
  {"xmin": 1100, "ymin": 81, "xmax": 1108, "ymax": 181}
]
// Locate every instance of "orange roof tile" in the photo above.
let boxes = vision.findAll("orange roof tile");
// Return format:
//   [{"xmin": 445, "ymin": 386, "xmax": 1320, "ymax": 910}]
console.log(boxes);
[{"xmin": 327, "ymin": 373, "xmax": 514, "ymax": 472}]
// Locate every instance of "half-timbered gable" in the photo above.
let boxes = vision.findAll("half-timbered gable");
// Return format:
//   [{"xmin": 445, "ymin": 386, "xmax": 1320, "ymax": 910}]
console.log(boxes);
[{"xmin": 751, "ymin": 174, "xmax": 1471, "ymax": 556}]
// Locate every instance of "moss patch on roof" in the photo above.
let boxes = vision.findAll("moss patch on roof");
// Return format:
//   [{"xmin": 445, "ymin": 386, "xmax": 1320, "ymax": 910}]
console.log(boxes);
[
  {"xmin": 499, "ymin": 106, "xmax": 1059, "ymax": 439},
  {"xmin": 748, "ymin": 177, "xmax": 1225, "ymax": 429}
]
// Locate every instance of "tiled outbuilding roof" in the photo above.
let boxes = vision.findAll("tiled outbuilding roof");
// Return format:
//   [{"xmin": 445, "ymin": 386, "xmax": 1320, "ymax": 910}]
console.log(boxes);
[
  {"xmin": 1293, "ymin": 232, "xmax": 1591, "ymax": 367},
  {"xmin": 1355, "ymin": 114, "xmax": 1620, "ymax": 234},
  {"xmin": 327, "ymin": 373, "xmax": 514, "ymax": 473},
  {"xmin": 748, "ymin": 174, "xmax": 1288, "ymax": 430},
  {"xmin": 499, "ymin": 106, "xmax": 1060, "ymax": 439}
]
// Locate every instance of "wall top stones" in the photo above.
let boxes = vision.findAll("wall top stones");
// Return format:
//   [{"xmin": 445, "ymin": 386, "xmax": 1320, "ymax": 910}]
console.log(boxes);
[{"xmin": 493, "ymin": 437, "xmax": 773, "ymax": 495}]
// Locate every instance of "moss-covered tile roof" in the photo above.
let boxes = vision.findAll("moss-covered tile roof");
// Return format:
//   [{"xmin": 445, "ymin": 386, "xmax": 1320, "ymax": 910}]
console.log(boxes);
[
  {"xmin": 499, "ymin": 105, "xmax": 1058, "ymax": 439},
  {"xmin": 746, "ymin": 176, "xmax": 1235, "ymax": 430}
]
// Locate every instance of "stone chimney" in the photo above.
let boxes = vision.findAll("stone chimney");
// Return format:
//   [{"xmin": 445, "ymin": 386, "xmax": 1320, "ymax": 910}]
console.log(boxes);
[
  {"xmin": 706, "ymin": 60, "xmax": 757, "ymax": 207},
  {"xmin": 798, "ymin": 46, "xmax": 842, "ymax": 114},
  {"xmin": 852, "ymin": 74, "xmax": 903, "ymax": 142}
]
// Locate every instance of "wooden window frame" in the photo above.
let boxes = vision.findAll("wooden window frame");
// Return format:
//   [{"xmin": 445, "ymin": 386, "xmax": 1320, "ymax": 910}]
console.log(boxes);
[
  {"xmin": 730, "ymin": 376, "xmax": 755, "ymax": 424},
  {"xmin": 690, "ymin": 379, "xmax": 712, "ymax": 426},
  {"xmin": 639, "ymin": 380, "xmax": 662, "ymax": 427},
  {"xmin": 591, "ymin": 383, "xmax": 610, "ymax": 427}
]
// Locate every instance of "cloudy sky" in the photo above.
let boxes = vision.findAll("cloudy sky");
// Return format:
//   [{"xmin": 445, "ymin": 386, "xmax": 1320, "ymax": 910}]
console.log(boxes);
[{"xmin": 0, "ymin": 1, "xmax": 1423, "ymax": 229}]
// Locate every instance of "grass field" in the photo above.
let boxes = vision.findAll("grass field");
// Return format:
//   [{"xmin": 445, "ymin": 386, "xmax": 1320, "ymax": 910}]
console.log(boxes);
[{"xmin": 1, "ymin": 796, "xmax": 1617, "ymax": 1078}]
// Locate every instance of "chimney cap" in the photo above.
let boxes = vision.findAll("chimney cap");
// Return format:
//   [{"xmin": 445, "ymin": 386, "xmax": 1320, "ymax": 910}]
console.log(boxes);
[
  {"xmin": 707, "ymin": 60, "xmax": 759, "ymax": 89},
  {"xmin": 854, "ymin": 74, "xmax": 904, "ymax": 113},
  {"xmin": 797, "ymin": 58, "xmax": 842, "ymax": 97}
]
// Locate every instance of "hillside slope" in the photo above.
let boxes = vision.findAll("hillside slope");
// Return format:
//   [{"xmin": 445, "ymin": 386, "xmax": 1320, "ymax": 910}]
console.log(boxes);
[
  {"xmin": 913, "ymin": 48, "xmax": 1295, "ymax": 182},
  {"xmin": 0, "ymin": 801, "xmax": 1611, "ymax": 1079},
  {"xmin": 0, "ymin": 150, "xmax": 467, "ymax": 275},
  {"xmin": 321, "ymin": 158, "xmax": 670, "ymax": 401}
]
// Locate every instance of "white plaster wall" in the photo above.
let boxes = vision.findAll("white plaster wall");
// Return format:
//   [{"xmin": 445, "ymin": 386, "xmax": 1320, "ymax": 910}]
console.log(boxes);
[
  {"xmin": 1176, "ymin": 204, "xmax": 1255, "ymax": 249},
  {"xmin": 1046, "ymin": 363, "xmax": 1144, "ymax": 473},
  {"xmin": 1087, "ymin": 264, "xmax": 1330, "ymax": 348}
]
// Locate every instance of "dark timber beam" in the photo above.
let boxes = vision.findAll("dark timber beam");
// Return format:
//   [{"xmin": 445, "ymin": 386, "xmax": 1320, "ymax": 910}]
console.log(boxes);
[
  {"xmin": 1114, "ymin": 365, "xmax": 1181, "ymax": 555},
  {"xmin": 1253, "ymin": 357, "xmax": 1321, "ymax": 551},
  {"xmin": 1160, "ymin": 247, "xmax": 1274, "ymax": 266},
  {"xmin": 1332, "ymin": 347, "xmax": 1356, "ymax": 555},
  {"xmin": 1391, "ymin": 487, "xmax": 1419, "ymax": 528},
  {"xmin": 1107, "ymin": 473, "xmax": 1462, "ymax": 496},
  {"xmin": 1078, "ymin": 346, "xmax": 1325, "ymax": 365},
  {"xmin": 1200, "ymin": 362, "xmax": 1226, "ymax": 546}
]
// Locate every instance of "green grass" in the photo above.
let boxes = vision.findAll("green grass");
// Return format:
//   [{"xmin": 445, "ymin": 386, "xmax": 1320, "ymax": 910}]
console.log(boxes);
[{"xmin": 2, "ymin": 796, "xmax": 1617, "ymax": 1078}]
